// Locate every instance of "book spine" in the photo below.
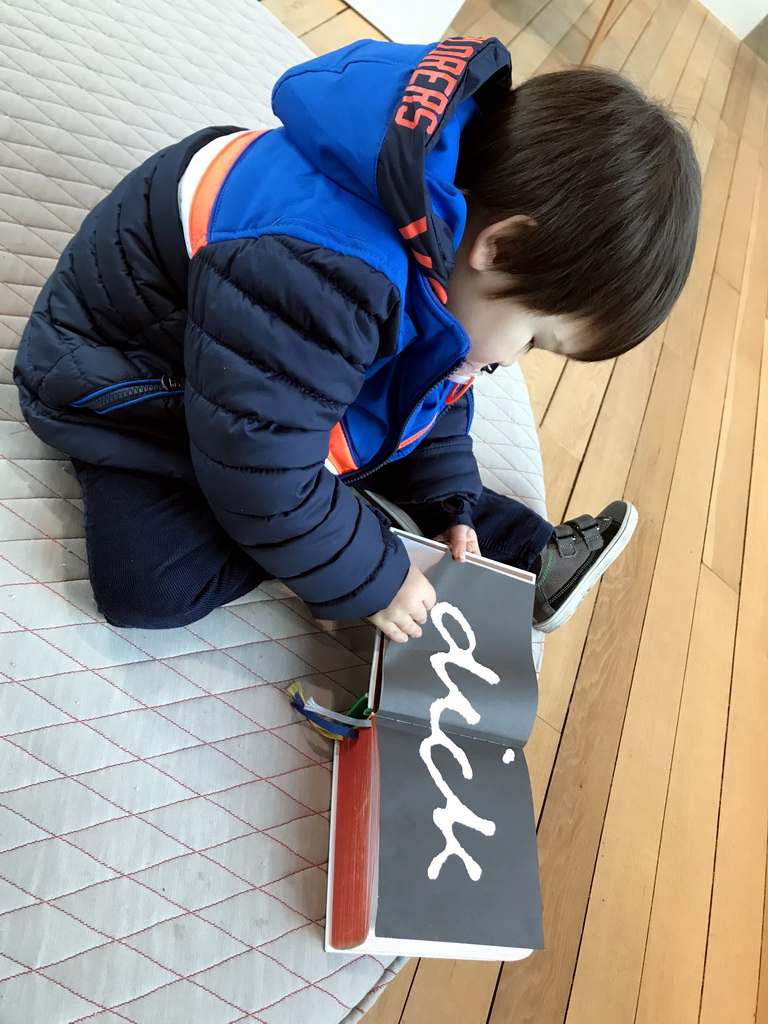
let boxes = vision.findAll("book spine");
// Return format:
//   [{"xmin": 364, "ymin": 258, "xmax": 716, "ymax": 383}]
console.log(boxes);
[{"xmin": 330, "ymin": 719, "xmax": 379, "ymax": 950}]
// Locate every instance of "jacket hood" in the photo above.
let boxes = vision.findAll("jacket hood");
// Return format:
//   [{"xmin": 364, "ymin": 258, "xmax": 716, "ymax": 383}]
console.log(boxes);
[{"xmin": 272, "ymin": 36, "xmax": 511, "ymax": 300}]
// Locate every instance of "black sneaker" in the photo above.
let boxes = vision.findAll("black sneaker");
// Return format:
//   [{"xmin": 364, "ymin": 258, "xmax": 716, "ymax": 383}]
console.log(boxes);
[{"xmin": 533, "ymin": 500, "xmax": 638, "ymax": 633}]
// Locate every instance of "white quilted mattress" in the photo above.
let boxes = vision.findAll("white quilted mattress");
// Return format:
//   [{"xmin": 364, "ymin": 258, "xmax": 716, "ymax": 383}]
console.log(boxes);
[{"xmin": 0, "ymin": 2, "xmax": 546, "ymax": 1021}]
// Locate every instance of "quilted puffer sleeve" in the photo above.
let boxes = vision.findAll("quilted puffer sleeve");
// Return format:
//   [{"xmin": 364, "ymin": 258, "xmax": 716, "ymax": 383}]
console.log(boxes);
[
  {"xmin": 363, "ymin": 394, "xmax": 483, "ymax": 537},
  {"xmin": 184, "ymin": 234, "xmax": 410, "ymax": 620}
]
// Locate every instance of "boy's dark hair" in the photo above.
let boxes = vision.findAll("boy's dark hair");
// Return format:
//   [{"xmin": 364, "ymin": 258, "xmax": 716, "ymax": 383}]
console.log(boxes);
[{"xmin": 455, "ymin": 68, "xmax": 702, "ymax": 360}]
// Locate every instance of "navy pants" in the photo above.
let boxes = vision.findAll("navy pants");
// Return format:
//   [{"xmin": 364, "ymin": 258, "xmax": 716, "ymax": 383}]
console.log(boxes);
[{"xmin": 72, "ymin": 460, "xmax": 553, "ymax": 629}]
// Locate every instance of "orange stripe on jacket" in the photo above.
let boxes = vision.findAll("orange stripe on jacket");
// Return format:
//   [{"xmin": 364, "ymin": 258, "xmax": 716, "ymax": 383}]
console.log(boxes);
[
  {"xmin": 397, "ymin": 380, "xmax": 474, "ymax": 451},
  {"xmin": 327, "ymin": 423, "xmax": 359, "ymax": 475},
  {"xmin": 399, "ymin": 217, "xmax": 428, "ymax": 240},
  {"xmin": 446, "ymin": 379, "xmax": 474, "ymax": 404},
  {"xmin": 189, "ymin": 130, "xmax": 265, "ymax": 256},
  {"xmin": 331, "ymin": 377, "xmax": 474, "ymax": 468},
  {"xmin": 428, "ymin": 278, "xmax": 448, "ymax": 304},
  {"xmin": 398, "ymin": 415, "xmax": 438, "ymax": 450}
]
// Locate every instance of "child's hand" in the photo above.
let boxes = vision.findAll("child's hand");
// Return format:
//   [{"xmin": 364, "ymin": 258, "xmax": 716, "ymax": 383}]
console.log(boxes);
[
  {"xmin": 438, "ymin": 524, "xmax": 480, "ymax": 561},
  {"xmin": 368, "ymin": 565, "xmax": 436, "ymax": 643}
]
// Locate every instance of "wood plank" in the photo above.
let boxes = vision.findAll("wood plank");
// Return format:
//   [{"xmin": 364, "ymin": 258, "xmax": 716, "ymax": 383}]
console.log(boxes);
[
  {"xmin": 451, "ymin": 0, "xmax": 531, "ymax": 47},
  {"xmin": 502, "ymin": 0, "xmax": 559, "ymax": 32},
  {"xmin": 698, "ymin": 57, "xmax": 736, "ymax": 133},
  {"xmin": 676, "ymin": 13, "xmax": 723, "ymax": 118},
  {"xmin": 647, "ymin": 0, "xmax": 705, "ymax": 98},
  {"xmin": 509, "ymin": 0, "xmax": 607, "ymax": 73},
  {"xmin": 261, "ymin": 0, "xmax": 345, "ymax": 37},
  {"xmin": 301, "ymin": 8, "xmax": 388, "ymax": 54},
  {"xmin": 626, "ymin": 340, "xmax": 694, "ymax": 522},
  {"xmin": 362, "ymin": 960, "xmax": 418, "ymax": 1024},
  {"xmin": 520, "ymin": 350, "xmax": 566, "ymax": 426},
  {"xmin": 448, "ymin": 0, "xmax": 492, "ymax": 36},
  {"xmin": 699, "ymin": 317, "xmax": 768, "ymax": 1024},
  {"xmin": 721, "ymin": 43, "xmax": 757, "ymax": 135},
  {"xmin": 716, "ymin": 24, "xmax": 741, "ymax": 69},
  {"xmin": 528, "ymin": 0, "xmax": 593, "ymax": 51},
  {"xmin": 714, "ymin": 137, "xmax": 761, "ymax": 292},
  {"xmin": 567, "ymin": 327, "xmax": 664, "ymax": 520},
  {"xmin": 698, "ymin": 30, "xmax": 742, "ymax": 131},
  {"xmin": 541, "ymin": 360, "xmax": 614, "ymax": 462},
  {"xmin": 593, "ymin": 0, "xmax": 654, "ymax": 69},
  {"xmin": 554, "ymin": 12, "xmax": 592, "ymax": 67},
  {"xmin": 582, "ymin": 0, "xmax": 632, "ymax": 65},
  {"xmin": 704, "ymin": 167, "xmax": 768, "ymax": 590},
  {"xmin": 510, "ymin": 23, "xmax": 565, "ymax": 81},
  {"xmin": 533, "ymin": 327, "xmax": 665, "ymax": 737},
  {"xmin": 537, "ymin": 426, "xmax": 580, "ymax": 526},
  {"xmin": 741, "ymin": 51, "xmax": 768, "ymax": 147},
  {"xmin": 563, "ymin": 269, "xmax": 739, "ymax": 1024},
  {"xmin": 528, "ymin": 714, "xmax": 561, "ymax": 819},
  {"xmin": 399, "ymin": 960, "xmax": 500, "ymax": 1024},
  {"xmin": 693, "ymin": 120, "xmax": 716, "ymax": 170},
  {"xmin": 634, "ymin": 565, "xmax": 737, "ymax": 1024},
  {"xmin": 557, "ymin": 0, "xmax": 609, "ymax": 39},
  {"xmin": 532, "ymin": 41, "xmax": 576, "ymax": 78},
  {"xmin": 622, "ymin": 0, "xmax": 687, "ymax": 85},
  {"xmin": 534, "ymin": 588, "xmax": 597, "ymax": 733},
  {"xmin": 664, "ymin": 120, "xmax": 739, "ymax": 358}
]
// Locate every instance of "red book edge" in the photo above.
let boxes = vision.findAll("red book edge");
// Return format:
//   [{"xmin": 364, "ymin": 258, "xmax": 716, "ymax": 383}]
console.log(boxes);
[{"xmin": 329, "ymin": 718, "xmax": 380, "ymax": 950}]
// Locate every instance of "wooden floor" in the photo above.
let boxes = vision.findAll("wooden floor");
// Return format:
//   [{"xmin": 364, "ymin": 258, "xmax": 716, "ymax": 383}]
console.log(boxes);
[{"xmin": 264, "ymin": 1, "xmax": 768, "ymax": 1021}]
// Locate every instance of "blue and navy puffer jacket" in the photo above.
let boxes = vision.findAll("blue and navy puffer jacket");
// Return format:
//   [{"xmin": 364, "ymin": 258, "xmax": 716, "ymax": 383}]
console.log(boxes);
[{"xmin": 14, "ymin": 37, "xmax": 512, "ymax": 619}]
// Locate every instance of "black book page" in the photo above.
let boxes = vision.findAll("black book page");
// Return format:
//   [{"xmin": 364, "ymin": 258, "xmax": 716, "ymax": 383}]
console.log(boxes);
[
  {"xmin": 374, "ymin": 716, "xmax": 544, "ymax": 950},
  {"xmin": 378, "ymin": 553, "xmax": 538, "ymax": 750}
]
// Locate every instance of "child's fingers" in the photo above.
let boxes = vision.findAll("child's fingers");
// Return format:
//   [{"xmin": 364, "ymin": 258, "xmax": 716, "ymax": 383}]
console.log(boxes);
[
  {"xmin": 386, "ymin": 615, "xmax": 420, "ymax": 642},
  {"xmin": 451, "ymin": 535, "xmax": 467, "ymax": 561},
  {"xmin": 396, "ymin": 614, "xmax": 423, "ymax": 639},
  {"xmin": 448, "ymin": 525, "xmax": 478, "ymax": 561},
  {"xmin": 384, "ymin": 625, "xmax": 411, "ymax": 643},
  {"xmin": 466, "ymin": 528, "xmax": 481, "ymax": 555}
]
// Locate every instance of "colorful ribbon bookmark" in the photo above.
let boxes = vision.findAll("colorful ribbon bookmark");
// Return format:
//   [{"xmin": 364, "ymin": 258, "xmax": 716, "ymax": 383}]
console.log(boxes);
[{"xmin": 286, "ymin": 681, "xmax": 372, "ymax": 741}]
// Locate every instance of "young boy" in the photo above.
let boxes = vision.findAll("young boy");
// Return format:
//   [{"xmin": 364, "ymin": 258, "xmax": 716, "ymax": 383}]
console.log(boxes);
[{"xmin": 14, "ymin": 37, "xmax": 701, "ymax": 644}]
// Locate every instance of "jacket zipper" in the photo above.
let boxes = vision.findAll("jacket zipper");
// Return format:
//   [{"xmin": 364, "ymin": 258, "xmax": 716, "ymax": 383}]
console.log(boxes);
[
  {"xmin": 71, "ymin": 376, "xmax": 184, "ymax": 414},
  {"xmin": 344, "ymin": 360, "xmax": 463, "ymax": 484},
  {"xmin": 73, "ymin": 365, "xmax": 465, "ymax": 472}
]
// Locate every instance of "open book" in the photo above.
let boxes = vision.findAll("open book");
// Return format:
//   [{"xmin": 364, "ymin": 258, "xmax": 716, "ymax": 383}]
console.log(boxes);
[{"xmin": 325, "ymin": 533, "xmax": 544, "ymax": 961}]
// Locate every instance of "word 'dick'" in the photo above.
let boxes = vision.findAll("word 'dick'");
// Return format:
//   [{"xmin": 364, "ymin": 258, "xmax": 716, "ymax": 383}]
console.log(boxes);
[{"xmin": 418, "ymin": 601, "xmax": 512, "ymax": 881}]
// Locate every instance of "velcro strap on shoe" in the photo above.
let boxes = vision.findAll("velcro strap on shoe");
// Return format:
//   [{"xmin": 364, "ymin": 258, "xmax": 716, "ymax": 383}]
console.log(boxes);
[
  {"xmin": 553, "ymin": 523, "xmax": 577, "ymax": 556},
  {"xmin": 571, "ymin": 514, "xmax": 602, "ymax": 552}
]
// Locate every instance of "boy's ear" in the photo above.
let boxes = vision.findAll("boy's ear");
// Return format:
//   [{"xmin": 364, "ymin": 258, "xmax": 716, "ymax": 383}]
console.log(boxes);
[{"xmin": 468, "ymin": 215, "xmax": 537, "ymax": 272}]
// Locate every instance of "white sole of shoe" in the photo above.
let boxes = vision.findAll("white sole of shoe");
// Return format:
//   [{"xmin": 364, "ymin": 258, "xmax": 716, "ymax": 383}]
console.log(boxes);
[{"xmin": 535, "ymin": 502, "xmax": 639, "ymax": 634}]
